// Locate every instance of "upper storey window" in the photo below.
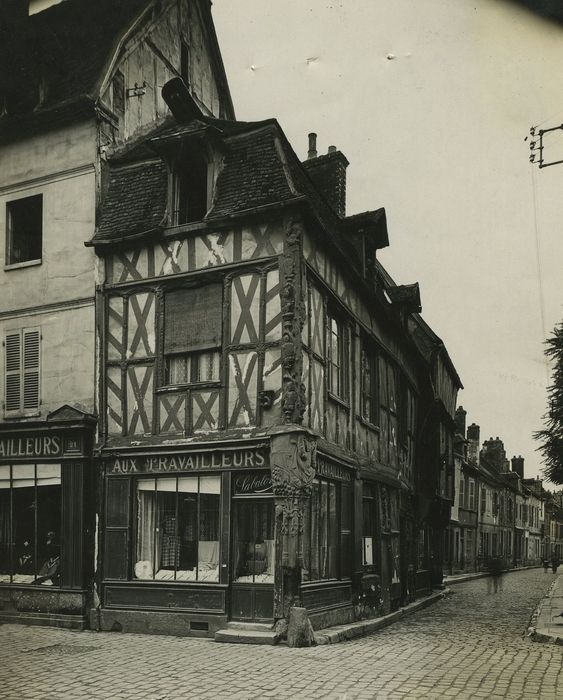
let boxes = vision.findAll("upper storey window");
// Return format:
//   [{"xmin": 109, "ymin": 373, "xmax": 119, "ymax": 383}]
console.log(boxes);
[
  {"xmin": 327, "ymin": 310, "xmax": 348, "ymax": 402},
  {"xmin": 5, "ymin": 195, "xmax": 42, "ymax": 267},
  {"xmin": 172, "ymin": 150, "xmax": 208, "ymax": 225},
  {"xmin": 164, "ymin": 284, "xmax": 222, "ymax": 386}
]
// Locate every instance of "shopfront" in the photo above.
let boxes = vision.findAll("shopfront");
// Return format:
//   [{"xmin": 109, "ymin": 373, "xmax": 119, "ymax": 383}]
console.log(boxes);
[
  {"xmin": 97, "ymin": 443, "xmax": 274, "ymax": 636},
  {"xmin": 299, "ymin": 454, "xmax": 356, "ymax": 630},
  {"xmin": 0, "ymin": 407, "xmax": 96, "ymax": 628}
]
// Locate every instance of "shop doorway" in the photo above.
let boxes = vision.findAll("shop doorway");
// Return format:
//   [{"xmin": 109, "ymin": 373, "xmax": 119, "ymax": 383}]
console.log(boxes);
[{"xmin": 230, "ymin": 498, "xmax": 274, "ymax": 621}]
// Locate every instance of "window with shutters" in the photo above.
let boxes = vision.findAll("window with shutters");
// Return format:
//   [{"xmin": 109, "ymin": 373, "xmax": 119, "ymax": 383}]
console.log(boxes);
[
  {"xmin": 5, "ymin": 195, "xmax": 43, "ymax": 267},
  {"xmin": 4, "ymin": 328, "xmax": 40, "ymax": 416},
  {"xmin": 163, "ymin": 284, "xmax": 222, "ymax": 386}
]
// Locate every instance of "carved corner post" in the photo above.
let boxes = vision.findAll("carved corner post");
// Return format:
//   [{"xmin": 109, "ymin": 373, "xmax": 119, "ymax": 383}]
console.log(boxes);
[
  {"xmin": 270, "ymin": 431, "xmax": 316, "ymax": 621},
  {"xmin": 279, "ymin": 215, "xmax": 307, "ymax": 425}
]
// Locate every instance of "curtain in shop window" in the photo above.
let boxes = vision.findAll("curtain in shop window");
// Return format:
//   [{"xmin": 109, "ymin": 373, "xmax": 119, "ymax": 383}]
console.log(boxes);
[{"xmin": 136, "ymin": 481, "xmax": 159, "ymax": 579}]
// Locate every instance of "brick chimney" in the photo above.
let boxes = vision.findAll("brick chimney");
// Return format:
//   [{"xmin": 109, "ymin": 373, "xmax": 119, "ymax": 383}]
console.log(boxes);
[
  {"xmin": 455, "ymin": 406, "xmax": 467, "ymax": 438},
  {"xmin": 511, "ymin": 456, "xmax": 524, "ymax": 479},
  {"xmin": 302, "ymin": 133, "xmax": 349, "ymax": 217},
  {"xmin": 466, "ymin": 423, "xmax": 480, "ymax": 466},
  {"xmin": 481, "ymin": 437, "xmax": 506, "ymax": 473}
]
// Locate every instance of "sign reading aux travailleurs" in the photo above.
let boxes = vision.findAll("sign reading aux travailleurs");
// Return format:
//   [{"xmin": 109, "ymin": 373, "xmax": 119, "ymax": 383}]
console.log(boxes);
[{"xmin": 107, "ymin": 448, "xmax": 266, "ymax": 474}]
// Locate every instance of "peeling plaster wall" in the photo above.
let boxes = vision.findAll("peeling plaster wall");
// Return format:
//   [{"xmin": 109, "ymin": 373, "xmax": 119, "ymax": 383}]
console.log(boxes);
[{"xmin": 0, "ymin": 304, "xmax": 95, "ymax": 417}]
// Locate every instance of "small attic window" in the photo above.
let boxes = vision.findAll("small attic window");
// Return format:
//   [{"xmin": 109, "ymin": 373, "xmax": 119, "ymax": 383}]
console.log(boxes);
[
  {"xmin": 112, "ymin": 70, "xmax": 125, "ymax": 116},
  {"xmin": 181, "ymin": 41, "xmax": 191, "ymax": 88},
  {"xmin": 172, "ymin": 151, "xmax": 208, "ymax": 225}
]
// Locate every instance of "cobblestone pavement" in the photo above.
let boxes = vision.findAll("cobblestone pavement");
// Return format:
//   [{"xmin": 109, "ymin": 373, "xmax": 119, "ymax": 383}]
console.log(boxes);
[{"xmin": 0, "ymin": 569, "xmax": 561, "ymax": 700}]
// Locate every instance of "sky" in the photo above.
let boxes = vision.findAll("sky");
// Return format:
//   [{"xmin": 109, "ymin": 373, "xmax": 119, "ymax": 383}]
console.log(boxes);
[{"xmin": 213, "ymin": 0, "xmax": 563, "ymax": 480}]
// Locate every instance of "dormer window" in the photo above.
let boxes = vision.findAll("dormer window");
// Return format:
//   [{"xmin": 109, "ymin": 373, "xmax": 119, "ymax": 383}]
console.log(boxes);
[{"xmin": 172, "ymin": 149, "xmax": 208, "ymax": 225}]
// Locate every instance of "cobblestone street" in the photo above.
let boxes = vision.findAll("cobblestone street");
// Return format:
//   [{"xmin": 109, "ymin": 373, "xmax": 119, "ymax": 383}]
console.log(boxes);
[{"xmin": 0, "ymin": 569, "xmax": 561, "ymax": 700}]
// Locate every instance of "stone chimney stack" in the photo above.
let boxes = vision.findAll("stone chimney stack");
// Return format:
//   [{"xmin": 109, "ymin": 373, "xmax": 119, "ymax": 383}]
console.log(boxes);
[
  {"xmin": 467, "ymin": 423, "xmax": 480, "ymax": 466},
  {"xmin": 481, "ymin": 437, "xmax": 506, "ymax": 473},
  {"xmin": 455, "ymin": 406, "xmax": 467, "ymax": 438},
  {"xmin": 511, "ymin": 456, "xmax": 524, "ymax": 479},
  {"xmin": 302, "ymin": 134, "xmax": 349, "ymax": 217}
]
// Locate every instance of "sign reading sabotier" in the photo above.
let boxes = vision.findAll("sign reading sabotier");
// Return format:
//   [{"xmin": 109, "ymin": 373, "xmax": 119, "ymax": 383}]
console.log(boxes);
[
  {"xmin": 107, "ymin": 448, "xmax": 266, "ymax": 474},
  {"xmin": 0, "ymin": 436, "xmax": 63, "ymax": 459}
]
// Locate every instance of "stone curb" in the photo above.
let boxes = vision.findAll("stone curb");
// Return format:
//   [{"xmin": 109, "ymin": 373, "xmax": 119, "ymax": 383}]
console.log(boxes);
[
  {"xmin": 314, "ymin": 588, "xmax": 451, "ymax": 645},
  {"xmin": 530, "ymin": 579, "xmax": 563, "ymax": 646},
  {"xmin": 444, "ymin": 565, "xmax": 542, "ymax": 586}
]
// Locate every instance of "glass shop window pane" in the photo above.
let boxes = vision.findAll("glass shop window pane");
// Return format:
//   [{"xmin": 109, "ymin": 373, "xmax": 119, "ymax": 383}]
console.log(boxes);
[
  {"xmin": 232, "ymin": 500, "xmax": 274, "ymax": 584},
  {"xmin": 328, "ymin": 482, "xmax": 339, "ymax": 579},
  {"xmin": 135, "ymin": 476, "xmax": 221, "ymax": 583},
  {"xmin": 0, "ymin": 464, "xmax": 61, "ymax": 586},
  {"xmin": 310, "ymin": 480, "xmax": 320, "ymax": 580},
  {"xmin": 320, "ymin": 480, "xmax": 329, "ymax": 579}
]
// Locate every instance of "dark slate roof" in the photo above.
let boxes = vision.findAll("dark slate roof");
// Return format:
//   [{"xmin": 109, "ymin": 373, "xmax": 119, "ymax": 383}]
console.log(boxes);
[
  {"xmin": 0, "ymin": 0, "xmax": 235, "ymax": 142},
  {"xmin": 209, "ymin": 126, "xmax": 296, "ymax": 218},
  {"xmin": 0, "ymin": 1, "xmax": 149, "ymax": 119},
  {"xmin": 95, "ymin": 160, "xmax": 168, "ymax": 243}
]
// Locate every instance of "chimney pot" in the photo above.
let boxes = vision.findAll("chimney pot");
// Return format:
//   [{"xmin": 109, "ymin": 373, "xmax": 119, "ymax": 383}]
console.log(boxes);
[
  {"xmin": 308, "ymin": 132, "xmax": 318, "ymax": 160},
  {"xmin": 328, "ymin": 145, "xmax": 337, "ymax": 153}
]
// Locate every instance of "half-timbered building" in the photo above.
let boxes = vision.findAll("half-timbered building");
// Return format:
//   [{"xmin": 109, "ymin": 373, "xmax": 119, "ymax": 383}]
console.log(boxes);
[
  {"xmin": 87, "ymin": 78, "xmax": 462, "ymax": 640},
  {"xmin": 0, "ymin": 0, "xmax": 232, "ymax": 629}
]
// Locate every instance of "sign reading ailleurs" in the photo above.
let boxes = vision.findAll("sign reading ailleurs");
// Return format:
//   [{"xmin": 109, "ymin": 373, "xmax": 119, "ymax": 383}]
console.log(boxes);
[
  {"xmin": 0, "ymin": 436, "xmax": 63, "ymax": 459},
  {"xmin": 107, "ymin": 448, "xmax": 266, "ymax": 474}
]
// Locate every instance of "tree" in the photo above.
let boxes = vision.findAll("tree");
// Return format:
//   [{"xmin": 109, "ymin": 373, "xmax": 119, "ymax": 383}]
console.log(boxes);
[{"xmin": 535, "ymin": 322, "xmax": 563, "ymax": 483}]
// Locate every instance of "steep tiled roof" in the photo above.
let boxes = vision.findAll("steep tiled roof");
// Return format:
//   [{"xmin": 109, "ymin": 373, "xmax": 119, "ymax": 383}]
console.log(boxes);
[
  {"xmin": 209, "ymin": 126, "xmax": 296, "ymax": 218},
  {"xmin": 95, "ymin": 160, "xmax": 168, "ymax": 243}
]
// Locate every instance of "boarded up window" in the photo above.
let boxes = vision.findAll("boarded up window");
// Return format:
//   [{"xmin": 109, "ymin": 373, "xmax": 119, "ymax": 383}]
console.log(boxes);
[
  {"xmin": 4, "ymin": 328, "xmax": 40, "ymax": 415},
  {"xmin": 164, "ymin": 284, "xmax": 222, "ymax": 354}
]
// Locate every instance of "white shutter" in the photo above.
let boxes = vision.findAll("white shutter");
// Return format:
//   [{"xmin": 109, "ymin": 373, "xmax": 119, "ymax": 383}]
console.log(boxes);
[
  {"xmin": 22, "ymin": 328, "xmax": 40, "ymax": 412},
  {"xmin": 5, "ymin": 332, "xmax": 21, "ymax": 413}
]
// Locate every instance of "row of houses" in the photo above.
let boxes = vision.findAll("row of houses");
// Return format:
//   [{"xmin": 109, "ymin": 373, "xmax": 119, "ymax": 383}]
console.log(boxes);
[
  {"xmin": 447, "ymin": 408, "xmax": 563, "ymax": 574},
  {"xmin": 0, "ymin": 0, "xmax": 462, "ymax": 642}
]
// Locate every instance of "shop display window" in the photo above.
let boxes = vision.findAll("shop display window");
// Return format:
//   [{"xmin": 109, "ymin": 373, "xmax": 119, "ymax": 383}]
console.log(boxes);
[
  {"xmin": 302, "ymin": 477, "xmax": 351, "ymax": 582},
  {"xmin": 232, "ymin": 500, "xmax": 275, "ymax": 584},
  {"xmin": 0, "ymin": 464, "xmax": 61, "ymax": 586},
  {"xmin": 134, "ymin": 475, "xmax": 220, "ymax": 582}
]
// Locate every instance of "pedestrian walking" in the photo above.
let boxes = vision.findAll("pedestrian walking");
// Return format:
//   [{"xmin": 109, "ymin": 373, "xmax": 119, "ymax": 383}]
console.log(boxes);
[
  {"xmin": 543, "ymin": 558, "xmax": 550, "ymax": 573},
  {"xmin": 487, "ymin": 556, "xmax": 504, "ymax": 593},
  {"xmin": 551, "ymin": 554, "xmax": 560, "ymax": 574}
]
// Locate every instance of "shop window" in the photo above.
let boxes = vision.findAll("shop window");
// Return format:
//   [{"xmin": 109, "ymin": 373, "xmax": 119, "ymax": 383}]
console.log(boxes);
[
  {"xmin": 0, "ymin": 464, "xmax": 61, "ymax": 586},
  {"xmin": 360, "ymin": 341, "xmax": 378, "ymax": 425},
  {"xmin": 4, "ymin": 328, "xmax": 40, "ymax": 416},
  {"xmin": 5, "ymin": 194, "xmax": 42, "ymax": 266},
  {"xmin": 232, "ymin": 500, "xmax": 275, "ymax": 584},
  {"xmin": 327, "ymin": 311, "xmax": 348, "ymax": 401},
  {"xmin": 362, "ymin": 483, "xmax": 377, "ymax": 569},
  {"xmin": 164, "ymin": 284, "xmax": 222, "ymax": 386},
  {"xmin": 302, "ymin": 478, "xmax": 351, "ymax": 582},
  {"xmin": 172, "ymin": 151, "xmax": 208, "ymax": 225},
  {"xmin": 134, "ymin": 475, "xmax": 220, "ymax": 582}
]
